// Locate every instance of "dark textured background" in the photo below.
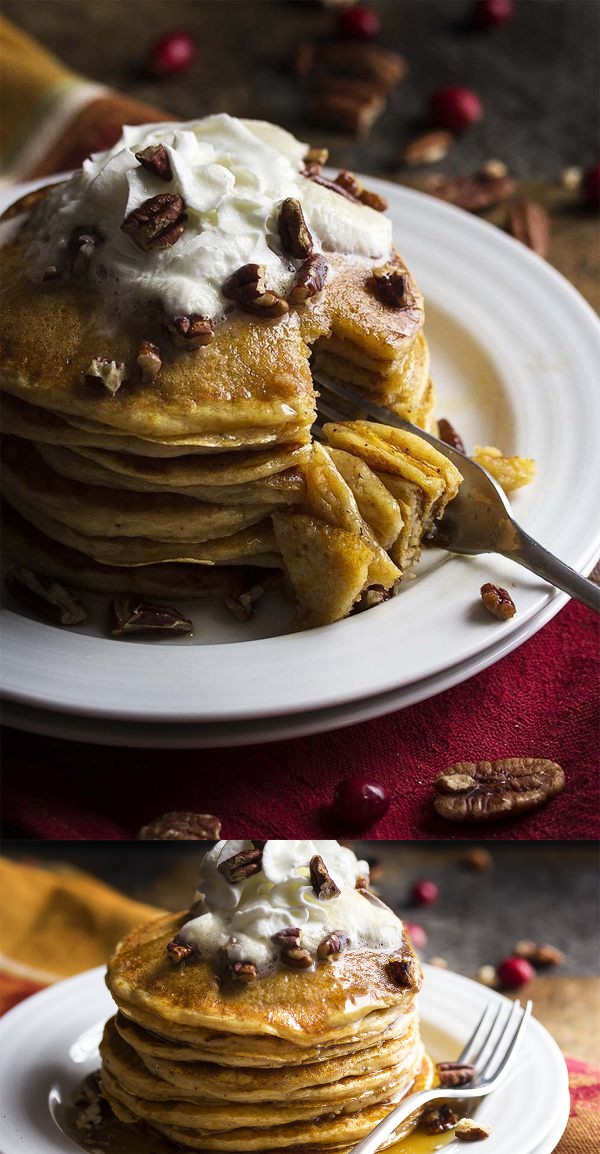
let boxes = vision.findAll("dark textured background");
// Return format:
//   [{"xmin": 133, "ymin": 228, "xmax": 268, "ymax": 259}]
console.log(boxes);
[{"xmin": 4, "ymin": 0, "xmax": 599, "ymax": 179}]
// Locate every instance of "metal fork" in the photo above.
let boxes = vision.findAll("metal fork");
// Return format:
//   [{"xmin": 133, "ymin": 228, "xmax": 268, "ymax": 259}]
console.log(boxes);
[
  {"xmin": 350, "ymin": 998, "xmax": 533, "ymax": 1154},
  {"xmin": 314, "ymin": 373, "xmax": 600, "ymax": 614}
]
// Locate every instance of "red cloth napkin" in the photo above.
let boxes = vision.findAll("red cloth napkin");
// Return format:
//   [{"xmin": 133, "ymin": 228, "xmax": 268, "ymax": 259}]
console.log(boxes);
[{"xmin": 3, "ymin": 599, "xmax": 598, "ymax": 840}]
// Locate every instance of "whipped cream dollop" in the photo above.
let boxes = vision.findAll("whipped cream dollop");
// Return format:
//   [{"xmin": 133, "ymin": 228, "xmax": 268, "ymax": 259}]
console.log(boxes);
[
  {"xmin": 179, "ymin": 840, "xmax": 403, "ymax": 972},
  {"xmin": 27, "ymin": 114, "xmax": 392, "ymax": 323}
]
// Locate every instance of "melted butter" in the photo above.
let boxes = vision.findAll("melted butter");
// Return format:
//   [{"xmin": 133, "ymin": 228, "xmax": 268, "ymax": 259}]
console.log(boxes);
[{"xmin": 389, "ymin": 1129, "xmax": 456, "ymax": 1153}]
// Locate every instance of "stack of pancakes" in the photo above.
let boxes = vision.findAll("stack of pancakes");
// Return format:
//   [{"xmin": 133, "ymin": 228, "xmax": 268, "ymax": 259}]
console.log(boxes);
[
  {"xmin": 102, "ymin": 912, "xmax": 434, "ymax": 1152},
  {"xmin": 1, "ymin": 193, "xmax": 460, "ymax": 627}
]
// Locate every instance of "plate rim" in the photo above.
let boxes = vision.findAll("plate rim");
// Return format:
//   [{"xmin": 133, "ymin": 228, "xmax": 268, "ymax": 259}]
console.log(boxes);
[
  {"xmin": 2, "ymin": 173, "xmax": 600, "ymax": 724},
  {"xmin": 0, "ymin": 962, "xmax": 570, "ymax": 1154}
]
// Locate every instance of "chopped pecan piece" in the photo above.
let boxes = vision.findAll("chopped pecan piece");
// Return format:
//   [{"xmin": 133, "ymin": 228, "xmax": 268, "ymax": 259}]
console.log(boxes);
[
  {"xmin": 167, "ymin": 936, "xmax": 193, "ymax": 964},
  {"xmin": 5, "ymin": 568, "xmax": 87, "ymax": 626},
  {"xmin": 272, "ymin": 928, "xmax": 302, "ymax": 945},
  {"xmin": 305, "ymin": 147, "xmax": 329, "ymax": 166},
  {"xmin": 402, "ymin": 130, "xmax": 454, "ymax": 167},
  {"xmin": 303, "ymin": 169, "xmax": 360, "ymax": 202},
  {"xmin": 310, "ymin": 855, "xmax": 341, "ymax": 900},
  {"xmin": 225, "ymin": 584, "xmax": 264, "ymax": 622},
  {"xmin": 426, "ymin": 170, "xmax": 516, "ymax": 213},
  {"xmin": 508, "ymin": 200, "xmax": 550, "ymax": 258},
  {"xmin": 456, "ymin": 1118, "xmax": 491, "ymax": 1141},
  {"xmin": 138, "ymin": 812, "xmax": 221, "ymax": 840},
  {"xmin": 68, "ymin": 226, "xmax": 102, "ymax": 275},
  {"xmin": 388, "ymin": 955, "xmax": 422, "ymax": 990},
  {"xmin": 281, "ymin": 945, "xmax": 313, "ymax": 969},
  {"xmin": 353, "ymin": 584, "xmax": 392, "ymax": 613},
  {"xmin": 137, "ymin": 339, "xmax": 162, "ymax": 383},
  {"xmin": 84, "ymin": 358, "xmax": 128, "ymax": 395},
  {"xmin": 231, "ymin": 961, "xmax": 258, "ymax": 983},
  {"xmin": 164, "ymin": 313, "xmax": 214, "ymax": 349},
  {"xmin": 109, "ymin": 599, "xmax": 193, "ymax": 637},
  {"xmin": 420, "ymin": 1103, "xmax": 458, "ymax": 1134},
  {"xmin": 334, "ymin": 170, "xmax": 388, "ymax": 211},
  {"xmin": 371, "ymin": 264, "xmax": 408, "ymax": 308},
  {"xmin": 223, "ymin": 263, "xmax": 289, "ymax": 318},
  {"xmin": 437, "ymin": 1061, "xmax": 477, "ymax": 1088},
  {"xmin": 278, "ymin": 197, "xmax": 313, "ymax": 259},
  {"xmin": 480, "ymin": 583, "xmax": 516, "ymax": 621},
  {"xmin": 288, "ymin": 254, "xmax": 328, "ymax": 304},
  {"xmin": 134, "ymin": 143, "xmax": 173, "ymax": 182},
  {"xmin": 437, "ymin": 417, "xmax": 466, "ymax": 454},
  {"xmin": 317, "ymin": 931, "xmax": 350, "ymax": 959},
  {"xmin": 121, "ymin": 193, "xmax": 186, "ymax": 250},
  {"xmin": 218, "ymin": 847, "xmax": 263, "ymax": 883},
  {"xmin": 433, "ymin": 759, "xmax": 565, "ymax": 822}
]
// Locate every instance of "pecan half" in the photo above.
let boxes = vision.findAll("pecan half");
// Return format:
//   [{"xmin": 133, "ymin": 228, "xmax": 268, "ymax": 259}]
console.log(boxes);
[
  {"xmin": 402, "ymin": 130, "xmax": 454, "ymax": 167},
  {"xmin": 164, "ymin": 313, "xmax": 214, "ymax": 349},
  {"xmin": 455, "ymin": 1118, "xmax": 492, "ymax": 1142},
  {"xmin": 426, "ymin": 170, "xmax": 516, "ymax": 213},
  {"xmin": 121, "ymin": 193, "xmax": 186, "ymax": 251},
  {"xmin": 281, "ymin": 945, "xmax": 313, "ymax": 969},
  {"xmin": 109, "ymin": 600, "xmax": 193, "ymax": 637},
  {"xmin": 225, "ymin": 584, "xmax": 264, "ymax": 622},
  {"xmin": 84, "ymin": 358, "xmax": 128, "ymax": 396},
  {"xmin": 135, "ymin": 143, "xmax": 173, "ymax": 182},
  {"xmin": 167, "ymin": 936, "xmax": 193, "ymax": 964},
  {"xmin": 515, "ymin": 940, "xmax": 565, "ymax": 967},
  {"xmin": 437, "ymin": 417, "xmax": 466, "ymax": 454},
  {"xmin": 310, "ymin": 855, "xmax": 341, "ymax": 900},
  {"xmin": 137, "ymin": 339, "xmax": 162, "ymax": 383},
  {"xmin": 288, "ymin": 254, "xmax": 328, "ymax": 304},
  {"xmin": 223, "ymin": 263, "xmax": 289, "ymax": 318},
  {"xmin": 433, "ymin": 759, "xmax": 565, "ymax": 822},
  {"xmin": 272, "ymin": 928, "xmax": 302, "ymax": 945},
  {"xmin": 334, "ymin": 170, "xmax": 388, "ymax": 212},
  {"xmin": 317, "ymin": 931, "xmax": 350, "ymax": 959},
  {"xmin": 319, "ymin": 42, "xmax": 408, "ymax": 91},
  {"xmin": 5, "ymin": 568, "xmax": 87, "ymax": 626},
  {"xmin": 480, "ymin": 583, "xmax": 516, "ymax": 621},
  {"xmin": 137, "ymin": 812, "xmax": 221, "ymax": 840},
  {"xmin": 508, "ymin": 200, "xmax": 550, "ymax": 258},
  {"xmin": 420, "ymin": 1104, "xmax": 458, "ymax": 1134},
  {"xmin": 278, "ymin": 198, "xmax": 313, "ymax": 259},
  {"xmin": 371, "ymin": 264, "xmax": 408, "ymax": 308},
  {"xmin": 68, "ymin": 226, "xmax": 102, "ymax": 275},
  {"xmin": 388, "ymin": 955, "xmax": 422, "ymax": 990},
  {"xmin": 218, "ymin": 847, "xmax": 263, "ymax": 883},
  {"xmin": 437, "ymin": 1061, "xmax": 477, "ymax": 1088},
  {"xmin": 231, "ymin": 961, "xmax": 258, "ymax": 983}
]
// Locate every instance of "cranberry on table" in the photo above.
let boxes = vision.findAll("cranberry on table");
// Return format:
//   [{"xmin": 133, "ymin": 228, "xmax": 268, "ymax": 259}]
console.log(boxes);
[
  {"xmin": 148, "ymin": 30, "xmax": 196, "ymax": 76},
  {"xmin": 332, "ymin": 778, "xmax": 390, "ymax": 826},
  {"xmin": 405, "ymin": 922, "xmax": 428, "ymax": 949},
  {"xmin": 410, "ymin": 879, "xmax": 439, "ymax": 907},
  {"xmin": 584, "ymin": 164, "xmax": 600, "ymax": 211},
  {"xmin": 428, "ymin": 86, "xmax": 484, "ymax": 133},
  {"xmin": 497, "ymin": 956, "xmax": 535, "ymax": 989},
  {"xmin": 473, "ymin": 0, "xmax": 514, "ymax": 27},
  {"xmin": 336, "ymin": 4, "xmax": 381, "ymax": 40}
]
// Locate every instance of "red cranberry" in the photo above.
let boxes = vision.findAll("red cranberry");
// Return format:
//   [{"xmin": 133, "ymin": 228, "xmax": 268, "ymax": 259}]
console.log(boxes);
[
  {"xmin": 410, "ymin": 880, "xmax": 439, "ymax": 907},
  {"xmin": 332, "ymin": 778, "xmax": 390, "ymax": 827},
  {"xmin": 405, "ymin": 922, "xmax": 428, "ymax": 950},
  {"xmin": 336, "ymin": 4, "xmax": 381, "ymax": 40},
  {"xmin": 428, "ymin": 86, "xmax": 484, "ymax": 133},
  {"xmin": 148, "ymin": 30, "xmax": 196, "ymax": 77},
  {"xmin": 473, "ymin": 0, "xmax": 514, "ymax": 27},
  {"xmin": 584, "ymin": 164, "xmax": 600, "ymax": 211},
  {"xmin": 497, "ymin": 956, "xmax": 535, "ymax": 989}
]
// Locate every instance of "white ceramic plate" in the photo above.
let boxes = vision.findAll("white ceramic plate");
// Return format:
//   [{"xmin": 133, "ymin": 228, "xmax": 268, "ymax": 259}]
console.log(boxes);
[
  {"xmin": 0, "ymin": 963, "xmax": 569, "ymax": 1154},
  {"xmin": 2, "ymin": 175, "xmax": 600, "ymax": 728}
]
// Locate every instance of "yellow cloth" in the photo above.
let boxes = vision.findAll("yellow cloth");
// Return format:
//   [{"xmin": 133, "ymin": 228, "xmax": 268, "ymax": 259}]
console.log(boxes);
[{"xmin": 0, "ymin": 857, "xmax": 161, "ymax": 996}]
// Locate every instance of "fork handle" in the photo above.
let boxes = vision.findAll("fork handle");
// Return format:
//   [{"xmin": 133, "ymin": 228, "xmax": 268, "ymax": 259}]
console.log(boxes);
[
  {"xmin": 500, "ymin": 521, "xmax": 600, "ymax": 614},
  {"xmin": 349, "ymin": 1089, "xmax": 439, "ymax": 1154}
]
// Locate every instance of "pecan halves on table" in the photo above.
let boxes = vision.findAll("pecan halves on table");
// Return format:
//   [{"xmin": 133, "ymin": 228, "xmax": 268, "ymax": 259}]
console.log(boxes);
[
  {"xmin": 433, "ymin": 759, "xmax": 565, "ymax": 822},
  {"xmin": 121, "ymin": 193, "xmax": 186, "ymax": 250},
  {"xmin": 437, "ymin": 1061, "xmax": 477, "ymax": 1088}
]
